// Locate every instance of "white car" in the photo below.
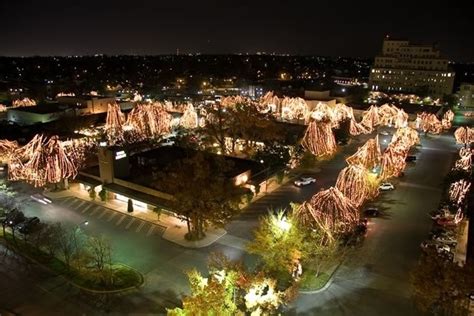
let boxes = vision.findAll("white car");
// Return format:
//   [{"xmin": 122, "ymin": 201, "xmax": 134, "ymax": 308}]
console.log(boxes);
[
  {"xmin": 379, "ymin": 182, "xmax": 394, "ymax": 191},
  {"xmin": 30, "ymin": 194, "xmax": 52, "ymax": 205},
  {"xmin": 379, "ymin": 131, "xmax": 390, "ymax": 136},
  {"xmin": 294, "ymin": 177, "xmax": 316, "ymax": 187}
]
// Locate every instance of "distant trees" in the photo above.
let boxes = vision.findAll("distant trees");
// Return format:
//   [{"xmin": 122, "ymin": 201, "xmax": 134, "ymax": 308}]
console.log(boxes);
[
  {"xmin": 201, "ymin": 102, "xmax": 283, "ymax": 156},
  {"xmin": 154, "ymin": 151, "xmax": 241, "ymax": 240}
]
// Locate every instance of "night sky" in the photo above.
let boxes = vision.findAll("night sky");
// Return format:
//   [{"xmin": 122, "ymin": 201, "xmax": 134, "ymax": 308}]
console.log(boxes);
[{"xmin": 1, "ymin": 0, "xmax": 473, "ymax": 61}]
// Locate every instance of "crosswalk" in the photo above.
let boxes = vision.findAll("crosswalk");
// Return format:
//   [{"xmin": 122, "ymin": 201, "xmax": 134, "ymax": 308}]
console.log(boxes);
[{"xmin": 56, "ymin": 197, "xmax": 166, "ymax": 237}]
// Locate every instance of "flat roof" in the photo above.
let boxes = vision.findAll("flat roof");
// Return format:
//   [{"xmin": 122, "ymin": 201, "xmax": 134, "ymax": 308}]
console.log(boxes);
[
  {"xmin": 120, "ymin": 146, "xmax": 263, "ymax": 195},
  {"xmin": 10, "ymin": 102, "xmax": 70, "ymax": 114}
]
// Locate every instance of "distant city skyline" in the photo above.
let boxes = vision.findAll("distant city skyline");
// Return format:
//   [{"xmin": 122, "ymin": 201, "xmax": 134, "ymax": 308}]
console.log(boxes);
[{"xmin": 0, "ymin": 0, "xmax": 473, "ymax": 61}]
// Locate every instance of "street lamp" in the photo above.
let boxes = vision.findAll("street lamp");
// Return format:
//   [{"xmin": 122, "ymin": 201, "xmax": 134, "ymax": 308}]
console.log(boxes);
[{"xmin": 74, "ymin": 220, "xmax": 89, "ymax": 248}]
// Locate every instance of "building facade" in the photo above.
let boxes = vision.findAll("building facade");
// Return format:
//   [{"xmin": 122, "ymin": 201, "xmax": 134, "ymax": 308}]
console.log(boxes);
[
  {"xmin": 369, "ymin": 37, "xmax": 455, "ymax": 97},
  {"xmin": 57, "ymin": 95, "xmax": 115, "ymax": 114},
  {"xmin": 458, "ymin": 83, "xmax": 474, "ymax": 108}
]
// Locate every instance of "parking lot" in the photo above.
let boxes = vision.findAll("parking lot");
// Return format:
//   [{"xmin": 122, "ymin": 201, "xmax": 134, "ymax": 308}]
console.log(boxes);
[{"xmin": 55, "ymin": 196, "xmax": 166, "ymax": 238}]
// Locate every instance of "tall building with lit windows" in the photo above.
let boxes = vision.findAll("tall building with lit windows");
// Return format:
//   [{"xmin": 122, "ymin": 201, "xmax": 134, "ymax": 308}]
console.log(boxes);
[{"xmin": 369, "ymin": 37, "xmax": 455, "ymax": 97}]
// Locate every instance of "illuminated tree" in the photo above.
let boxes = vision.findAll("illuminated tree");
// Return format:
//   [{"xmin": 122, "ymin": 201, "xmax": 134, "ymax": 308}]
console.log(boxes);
[
  {"xmin": 126, "ymin": 103, "xmax": 171, "ymax": 139},
  {"xmin": 8, "ymin": 135, "xmax": 78, "ymax": 187},
  {"xmin": 454, "ymin": 147, "xmax": 472, "ymax": 172},
  {"xmin": 244, "ymin": 277, "xmax": 285, "ymax": 315},
  {"xmin": 346, "ymin": 135, "xmax": 381, "ymax": 170},
  {"xmin": 0, "ymin": 140, "xmax": 19, "ymax": 163},
  {"xmin": 280, "ymin": 97, "xmax": 309, "ymax": 121},
  {"xmin": 180, "ymin": 103, "xmax": 199, "ymax": 129},
  {"xmin": 168, "ymin": 268, "xmax": 241, "ymax": 316},
  {"xmin": 105, "ymin": 103, "xmax": 125, "ymax": 144},
  {"xmin": 293, "ymin": 187, "xmax": 359, "ymax": 242},
  {"xmin": 392, "ymin": 127, "xmax": 420, "ymax": 147},
  {"xmin": 302, "ymin": 120, "xmax": 337, "ymax": 157},
  {"xmin": 12, "ymin": 97, "xmax": 36, "ymax": 107},
  {"xmin": 380, "ymin": 139, "xmax": 409, "ymax": 180},
  {"xmin": 417, "ymin": 112, "xmax": 443, "ymax": 134},
  {"xmin": 442, "ymin": 109, "xmax": 454, "ymax": 129},
  {"xmin": 360, "ymin": 105, "xmax": 380, "ymax": 130},
  {"xmin": 449, "ymin": 179, "xmax": 471, "ymax": 206},
  {"xmin": 335, "ymin": 165, "xmax": 373, "ymax": 206},
  {"xmin": 454, "ymin": 126, "xmax": 474, "ymax": 144},
  {"xmin": 378, "ymin": 104, "xmax": 398, "ymax": 126},
  {"xmin": 247, "ymin": 210, "xmax": 306, "ymax": 277}
]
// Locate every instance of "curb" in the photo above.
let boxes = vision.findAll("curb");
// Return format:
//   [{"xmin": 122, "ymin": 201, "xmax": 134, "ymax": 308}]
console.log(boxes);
[{"xmin": 299, "ymin": 259, "xmax": 344, "ymax": 295}]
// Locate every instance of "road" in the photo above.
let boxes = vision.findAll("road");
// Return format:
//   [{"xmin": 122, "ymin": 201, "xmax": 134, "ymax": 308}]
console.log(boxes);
[
  {"xmin": 292, "ymin": 133, "xmax": 458, "ymax": 315},
  {"xmin": 0, "ymin": 130, "xmax": 458, "ymax": 315}
]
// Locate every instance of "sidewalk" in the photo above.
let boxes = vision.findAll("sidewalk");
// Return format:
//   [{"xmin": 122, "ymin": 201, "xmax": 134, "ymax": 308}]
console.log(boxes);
[{"xmin": 43, "ymin": 183, "xmax": 227, "ymax": 249}]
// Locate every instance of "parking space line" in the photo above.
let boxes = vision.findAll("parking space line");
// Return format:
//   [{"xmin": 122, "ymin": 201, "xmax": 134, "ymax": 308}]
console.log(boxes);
[
  {"xmin": 125, "ymin": 218, "xmax": 136, "ymax": 230},
  {"xmin": 98, "ymin": 210, "xmax": 108, "ymax": 219},
  {"xmin": 59, "ymin": 198, "xmax": 73, "ymax": 206},
  {"xmin": 81, "ymin": 203, "xmax": 94, "ymax": 214},
  {"xmin": 63, "ymin": 199, "xmax": 77, "ymax": 208},
  {"xmin": 135, "ymin": 221, "xmax": 146, "ymax": 233},
  {"xmin": 146, "ymin": 225, "xmax": 155, "ymax": 236},
  {"xmin": 90, "ymin": 206, "xmax": 101, "ymax": 216},
  {"xmin": 74, "ymin": 201, "xmax": 87, "ymax": 210},
  {"xmin": 107, "ymin": 212, "xmax": 117, "ymax": 222},
  {"xmin": 116, "ymin": 215, "xmax": 126, "ymax": 226},
  {"xmin": 69, "ymin": 199, "xmax": 83, "ymax": 208}
]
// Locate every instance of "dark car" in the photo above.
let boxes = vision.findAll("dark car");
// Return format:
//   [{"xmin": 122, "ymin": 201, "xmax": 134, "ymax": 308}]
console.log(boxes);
[
  {"xmin": 405, "ymin": 155, "xmax": 417, "ymax": 162},
  {"xmin": 364, "ymin": 208, "xmax": 380, "ymax": 217},
  {"xmin": 17, "ymin": 217, "xmax": 40, "ymax": 234},
  {"xmin": 3, "ymin": 210, "xmax": 26, "ymax": 227}
]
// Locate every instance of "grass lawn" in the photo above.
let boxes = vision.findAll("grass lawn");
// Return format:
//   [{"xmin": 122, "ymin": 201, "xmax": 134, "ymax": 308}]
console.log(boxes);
[
  {"xmin": 299, "ymin": 270, "xmax": 331, "ymax": 291},
  {"xmin": 0, "ymin": 230, "xmax": 143, "ymax": 292}
]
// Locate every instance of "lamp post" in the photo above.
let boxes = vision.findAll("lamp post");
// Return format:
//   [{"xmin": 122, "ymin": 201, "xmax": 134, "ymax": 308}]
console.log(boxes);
[
  {"xmin": 74, "ymin": 220, "xmax": 89, "ymax": 249},
  {"xmin": 260, "ymin": 159, "xmax": 269, "ymax": 192}
]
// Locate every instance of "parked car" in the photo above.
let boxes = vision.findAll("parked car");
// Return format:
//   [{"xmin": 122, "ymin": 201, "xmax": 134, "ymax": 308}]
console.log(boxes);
[
  {"xmin": 436, "ymin": 218, "xmax": 457, "ymax": 227},
  {"xmin": 405, "ymin": 155, "xmax": 417, "ymax": 162},
  {"xmin": 364, "ymin": 208, "xmax": 380, "ymax": 217},
  {"xmin": 379, "ymin": 182, "xmax": 395, "ymax": 191},
  {"xmin": 355, "ymin": 218, "xmax": 368, "ymax": 235},
  {"xmin": 432, "ymin": 235, "xmax": 457, "ymax": 246},
  {"xmin": 30, "ymin": 194, "xmax": 52, "ymax": 205},
  {"xmin": 379, "ymin": 131, "xmax": 390, "ymax": 136},
  {"xmin": 17, "ymin": 217, "xmax": 40, "ymax": 234},
  {"xmin": 294, "ymin": 177, "xmax": 316, "ymax": 187},
  {"xmin": 3, "ymin": 210, "xmax": 26, "ymax": 227}
]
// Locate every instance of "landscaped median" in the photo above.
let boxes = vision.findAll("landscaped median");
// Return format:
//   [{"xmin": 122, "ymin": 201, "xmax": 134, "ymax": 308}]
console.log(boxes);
[{"xmin": 0, "ymin": 228, "xmax": 143, "ymax": 293}]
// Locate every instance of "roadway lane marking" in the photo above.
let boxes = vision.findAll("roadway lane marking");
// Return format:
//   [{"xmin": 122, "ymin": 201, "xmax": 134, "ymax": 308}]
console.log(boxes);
[
  {"xmin": 146, "ymin": 225, "xmax": 155, "ymax": 236},
  {"xmin": 116, "ymin": 215, "xmax": 126, "ymax": 226},
  {"xmin": 107, "ymin": 212, "xmax": 117, "ymax": 222},
  {"xmin": 125, "ymin": 218, "xmax": 136, "ymax": 230},
  {"xmin": 135, "ymin": 221, "xmax": 145, "ymax": 233},
  {"xmin": 81, "ymin": 203, "xmax": 94, "ymax": 214},
  {"xmin": 98, "ymin": 210, "xmax": 108, "ymax": 219}
]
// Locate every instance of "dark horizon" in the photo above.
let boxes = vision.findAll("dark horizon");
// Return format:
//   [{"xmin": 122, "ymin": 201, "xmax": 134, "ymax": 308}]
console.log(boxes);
[{"xmin": 1, "ymin": 1, "xmax": 473, "ymax": 61}]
